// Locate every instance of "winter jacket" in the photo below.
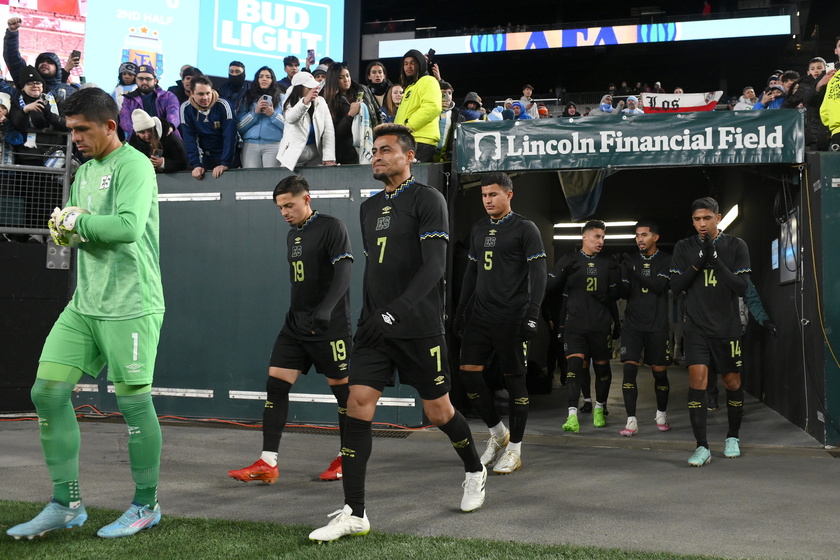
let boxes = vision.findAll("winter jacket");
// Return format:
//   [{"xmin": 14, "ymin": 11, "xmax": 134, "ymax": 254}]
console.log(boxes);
[
  {"xmin": 821, "ymin": 71, "xmax": 840, "ymax": 137},
  {"xmin": 120, "ymin": 85, "xmax": 182, "ymax": 138},
  {"xmin": 179, "ymin": 93, "xmax": 237, "ymax": 168},
  {"xmin": 3, "ymin": 31, "xmax": 77, "ymax": 101},
  {"xmin": 394, "ymin": 49, "xmax": 441, "ymax": 147},
  {"xmin": 237, "ymin": 99, "xmax": 285, "ymax": 144},
  {"xmin": 276, "ymin": 97, "xmax": 335, "ymax": 170},
  {"xmin": 128, "ymin": 119, "xmax": 188, "ymax": 173}
]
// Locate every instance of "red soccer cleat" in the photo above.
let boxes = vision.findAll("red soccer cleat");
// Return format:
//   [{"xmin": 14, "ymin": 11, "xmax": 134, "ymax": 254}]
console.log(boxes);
[
  {"xmin": 319, "ymin": 456, "xmax": 343, "ymax": 481},
  {"xmin": 228, "ymin": 459, "xmax": 279, "ymax": 484}
]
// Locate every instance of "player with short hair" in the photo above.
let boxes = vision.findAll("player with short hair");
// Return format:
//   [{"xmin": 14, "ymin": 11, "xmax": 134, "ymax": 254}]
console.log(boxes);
[
  {"xmin": 309, "ymin": 124, "xmax": 485, "ymax": 543},
  {"xmin": 454, "ymin": 171, "xmax": 546, "ymax": 475},
  {"xmin": 547, "ymin": 220, "xmax": 620, "ymax": 433},
  {"xmin": 618, "ymin": 221, "xmax": 672, "ymax": 436},
  {"xmin": 670, "ymin": 197, "xmax": 751, "ymax": 466},
  {"xmin": 7, "ymin": 88, "xmax": 165, "ymax": 540},
  {"xmin": 228, "ymin": 175, "xmax": 353, "ymax": 485}
]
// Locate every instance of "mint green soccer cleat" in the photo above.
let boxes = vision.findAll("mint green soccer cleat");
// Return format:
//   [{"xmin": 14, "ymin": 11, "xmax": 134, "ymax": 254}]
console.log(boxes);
[
  {"xmin": 724, "ymin": 437, "xmax": 741, "ymax": 458},
  {"xmin": 562, "ymin": 414, "xmax": 580, "ymax": 433},
  {"xmin": 6, "ymin": 500, "xmax": 87, "ymax": 540},
  {"xmin": 687, "ymin": 446, "xmax": 712, "ymax": 467},
  {"xmin": 97, "ymin": 503, "xmax": 161, "ymax": 538},
  {"xmin": 593, "ymin": 407, "xmax": 606, "ymax": 427}
]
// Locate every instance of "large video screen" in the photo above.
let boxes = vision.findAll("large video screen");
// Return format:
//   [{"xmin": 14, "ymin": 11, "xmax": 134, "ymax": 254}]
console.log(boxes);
[{"xmin": 83, "ymin": 0, "xmax": 344, "ymax": 89}]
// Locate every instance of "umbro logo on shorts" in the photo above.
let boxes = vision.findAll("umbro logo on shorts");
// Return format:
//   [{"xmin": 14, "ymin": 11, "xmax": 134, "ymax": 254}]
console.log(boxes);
[{"xmin": 434, "ymin": 375, "xmax": 445, "ymax": 385}]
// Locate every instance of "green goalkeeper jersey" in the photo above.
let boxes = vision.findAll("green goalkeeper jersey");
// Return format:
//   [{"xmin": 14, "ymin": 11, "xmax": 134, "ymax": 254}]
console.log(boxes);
[{"xmin": 67, "ymin": 143, "xmax": 165, "ymax": 320}]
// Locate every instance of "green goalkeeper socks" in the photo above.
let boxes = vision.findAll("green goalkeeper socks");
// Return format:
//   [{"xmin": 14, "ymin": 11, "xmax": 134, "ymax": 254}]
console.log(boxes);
[
  {"xmin": 115, "ymin": 388, "xmax": 161, "ymax": 507},
  {"xmin": 31, "ymin": 368, "xmax": 85, "ymax": 507}
]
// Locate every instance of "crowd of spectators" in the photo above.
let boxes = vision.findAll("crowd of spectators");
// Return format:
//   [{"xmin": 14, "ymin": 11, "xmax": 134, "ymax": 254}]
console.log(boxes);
[{"xmin": 1, "ymin": 14, "xmax": 839, "ymax": 242}]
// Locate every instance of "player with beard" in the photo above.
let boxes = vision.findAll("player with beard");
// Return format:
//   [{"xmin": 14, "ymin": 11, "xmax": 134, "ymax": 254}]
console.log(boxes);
[
  {"xmin": 617, "ymin": 221, "xmax": 672, "ymax": 436},
  {"xmin": 309, "ymin": 124, "xmax": 485, "ymax": 542}
]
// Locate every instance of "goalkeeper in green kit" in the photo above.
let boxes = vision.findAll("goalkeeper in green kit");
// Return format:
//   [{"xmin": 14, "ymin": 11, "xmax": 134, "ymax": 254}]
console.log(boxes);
[{"xmin": 7, "ymin": 88, "xmax": 166, "ymax": 540}]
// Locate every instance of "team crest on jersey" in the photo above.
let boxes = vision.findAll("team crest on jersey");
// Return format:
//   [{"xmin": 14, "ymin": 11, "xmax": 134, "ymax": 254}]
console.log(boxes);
[
  {"xmin": 484, "ymin": 237, "xmax": 496, "ymax": 247},
  {"xmin": 641, "ymin": 264, "xmax": 651, "ymax": 277},
  {"xmin": 99, "ymin": 175, "xmax": 112, "ymax": 190},
  {"xmin": 291, "ymin": 245, "xmax": 302, "ymax": 257},
  {"xmin": 586, "ymin": 263, "xmax": 597, "ymax": 276},
  {"xmin": 376, "ymin": 216, "xmax": 391, "ymax": 230}
]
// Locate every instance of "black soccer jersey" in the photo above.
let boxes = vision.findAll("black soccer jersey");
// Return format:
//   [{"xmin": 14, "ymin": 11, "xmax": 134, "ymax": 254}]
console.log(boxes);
[
  {"xmin": 467, "ymin": 212, "xmax": 546, "ymax": 323},
  {"xmin": 562, "ymin": 251, "xmax": 619, "ymax": 333},
  {"xmin": 621, "ymin": 250, "xmax": 672, "ymax": 332},
  {"xmin": 359, "ymin": 177, "xmax": 448, "ymax": 338},
  {"xmin": 670, "ymin": 232, "xmax": 751, "ymax": 338},
  {"xmin": 281, "ymin": 211, "xmax": 353, "ymax": 341}
]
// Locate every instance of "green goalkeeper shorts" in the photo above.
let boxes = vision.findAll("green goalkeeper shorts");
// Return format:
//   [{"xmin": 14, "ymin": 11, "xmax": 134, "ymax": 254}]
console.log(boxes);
[{"xmin": 40, "ymin": 308, "xmax": 164, "ymax": 384}]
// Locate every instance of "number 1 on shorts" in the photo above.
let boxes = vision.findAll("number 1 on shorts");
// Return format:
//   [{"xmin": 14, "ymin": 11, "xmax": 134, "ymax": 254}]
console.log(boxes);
[{"xmin": 131, "ymin": 332, "xmax": 139, "ymax": 361}]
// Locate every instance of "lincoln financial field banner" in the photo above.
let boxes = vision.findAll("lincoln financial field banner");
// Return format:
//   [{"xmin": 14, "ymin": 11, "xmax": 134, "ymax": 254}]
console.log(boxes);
[{"xmin": 456, "ymin": 110, "xmax": 805, "ymax": 173}]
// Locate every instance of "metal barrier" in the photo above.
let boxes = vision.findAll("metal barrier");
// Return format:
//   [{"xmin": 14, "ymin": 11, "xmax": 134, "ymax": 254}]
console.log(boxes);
[{"xmin": 0, "ymin": 130, "xmax": 73, "ymax": 236}]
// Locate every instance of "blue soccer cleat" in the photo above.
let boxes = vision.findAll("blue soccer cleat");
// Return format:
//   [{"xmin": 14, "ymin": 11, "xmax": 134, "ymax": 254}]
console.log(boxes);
[
  {"xmin": 6, "ymin": 500, "xmax": 87, "ymax": 540},
  {"xmin": 97, "ymin": 503, "xmax": 161, "ymax": 538}
]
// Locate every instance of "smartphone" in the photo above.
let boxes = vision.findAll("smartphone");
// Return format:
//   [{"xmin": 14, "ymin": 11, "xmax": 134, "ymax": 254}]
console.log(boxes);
[
  {"xmin": 356, "ymin": 91, "xmax": 364, "ymax": 102},
  {"xmin": 152, "ymin": 149, "xmax": 163, "ymax": 158},
  {"xmin": 828, "ymin": 62, "xmax": 836, "ymax": 72},
  {"xmin": 261, "ymin": 94, "xmax": 272, "ymax": 103},
  {"xmin": 70, "ymin": 49, "xmax": 81, "ymax": 60},
  {"xmin": 426, "ymin": 48, "xmax": 436, "ymax": 66},
  {"xmin": 307, "ymin": 48, "xmax": 315, "ymax": 61}
]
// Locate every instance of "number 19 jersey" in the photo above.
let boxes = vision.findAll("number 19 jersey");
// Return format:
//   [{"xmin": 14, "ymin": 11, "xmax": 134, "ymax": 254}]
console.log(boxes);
[{"xmin": 281, "ymin": 211, "xmax": 353, "ymax": 341}]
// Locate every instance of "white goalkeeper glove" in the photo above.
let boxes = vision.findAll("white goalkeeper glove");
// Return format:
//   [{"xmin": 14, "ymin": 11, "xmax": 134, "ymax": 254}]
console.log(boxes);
[{"xmin": 48, "ymin": 206, "xmax": 89, "ymax": 246}]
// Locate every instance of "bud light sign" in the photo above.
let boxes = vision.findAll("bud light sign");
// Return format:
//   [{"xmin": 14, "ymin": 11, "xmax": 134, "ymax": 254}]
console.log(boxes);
[{"xmin": 208, "ymin": 0, "xmax": 341, "ymax": 63}]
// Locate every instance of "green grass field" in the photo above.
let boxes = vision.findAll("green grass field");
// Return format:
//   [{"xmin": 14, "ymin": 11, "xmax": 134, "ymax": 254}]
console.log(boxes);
[{"xmin": 0, "ymin": 500, "xmax": 751, "ymax": 560}]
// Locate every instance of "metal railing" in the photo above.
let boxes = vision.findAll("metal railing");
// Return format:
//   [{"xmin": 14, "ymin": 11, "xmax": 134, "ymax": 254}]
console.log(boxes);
[{"xmin": 0, "ymin": 130, "xmax": 73, "ymax": 236}]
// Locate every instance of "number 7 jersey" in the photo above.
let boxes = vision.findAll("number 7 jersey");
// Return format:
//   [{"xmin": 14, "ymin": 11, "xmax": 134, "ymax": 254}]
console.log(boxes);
[{"xmin": 359, "ymin": 178, "xmax": 448, "ymax": 338}]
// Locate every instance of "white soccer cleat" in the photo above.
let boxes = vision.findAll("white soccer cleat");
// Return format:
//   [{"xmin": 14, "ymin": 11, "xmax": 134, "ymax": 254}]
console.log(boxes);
[
  {"xmin": 620, "ymin": 417, "xmax": 638, "ymax": 437},
  {"xmin": 655, "ymin": 411, "xmax": 671, "ymax": 432},
  {"xmin": 461, "ymin": 465, "xmax": 487, "ymax": 512},
  {"xmin": 492, "ymin": 450, "xmax": 522, "ymax": 475},
  {"xmin": 308, "ymin": 505, "xmax": 370, "ymax": 542},
  {"xmin": 479, "ymin": 430, "xmax": 510, "ymax": 467}
]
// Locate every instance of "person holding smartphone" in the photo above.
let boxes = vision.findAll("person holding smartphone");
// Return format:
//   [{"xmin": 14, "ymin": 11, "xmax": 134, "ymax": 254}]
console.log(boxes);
[
  {"xmin": 127, "ymin": 109, "xmax": 187, "ymax": 173},
  {"xmin": 237, "ymin": 66, "xmax": 284, "ymax": 168},
  {"xmin": 322, "ymin": 62, "xmax": 380, "ymax": 165}
]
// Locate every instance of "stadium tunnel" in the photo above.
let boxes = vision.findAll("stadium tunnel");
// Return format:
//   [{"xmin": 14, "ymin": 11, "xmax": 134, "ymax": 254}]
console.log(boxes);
[{"xmin": 2, "ymin": 114, "xmax": 840, "ymax": 446}]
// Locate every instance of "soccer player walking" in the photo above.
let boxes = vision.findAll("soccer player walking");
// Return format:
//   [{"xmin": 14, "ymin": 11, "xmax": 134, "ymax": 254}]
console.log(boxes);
[
  {"xmin": 454, "ymin": 172, "xmax": 546, "ymax": 475},
  {"xmin": 618, "ymin": 221, "xmax": 672, "ymax": 436},
  {"xmin": 547, "ymin": 220, "xmax": 620, "ymax": 433},
  {"xmin": 228, "ymin": 175, "xmax": 353, "ymax": 485},
  {"xmin": 670, "ymin": 197, "xmax": 751, "ymax": 466},
  {"xmin": 7, "ymin": 88, "xmax": 165, "ymax": 540},
  {"xmin": 309, "ymin": 124, "xmax": 485, "ymax": 542}
]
